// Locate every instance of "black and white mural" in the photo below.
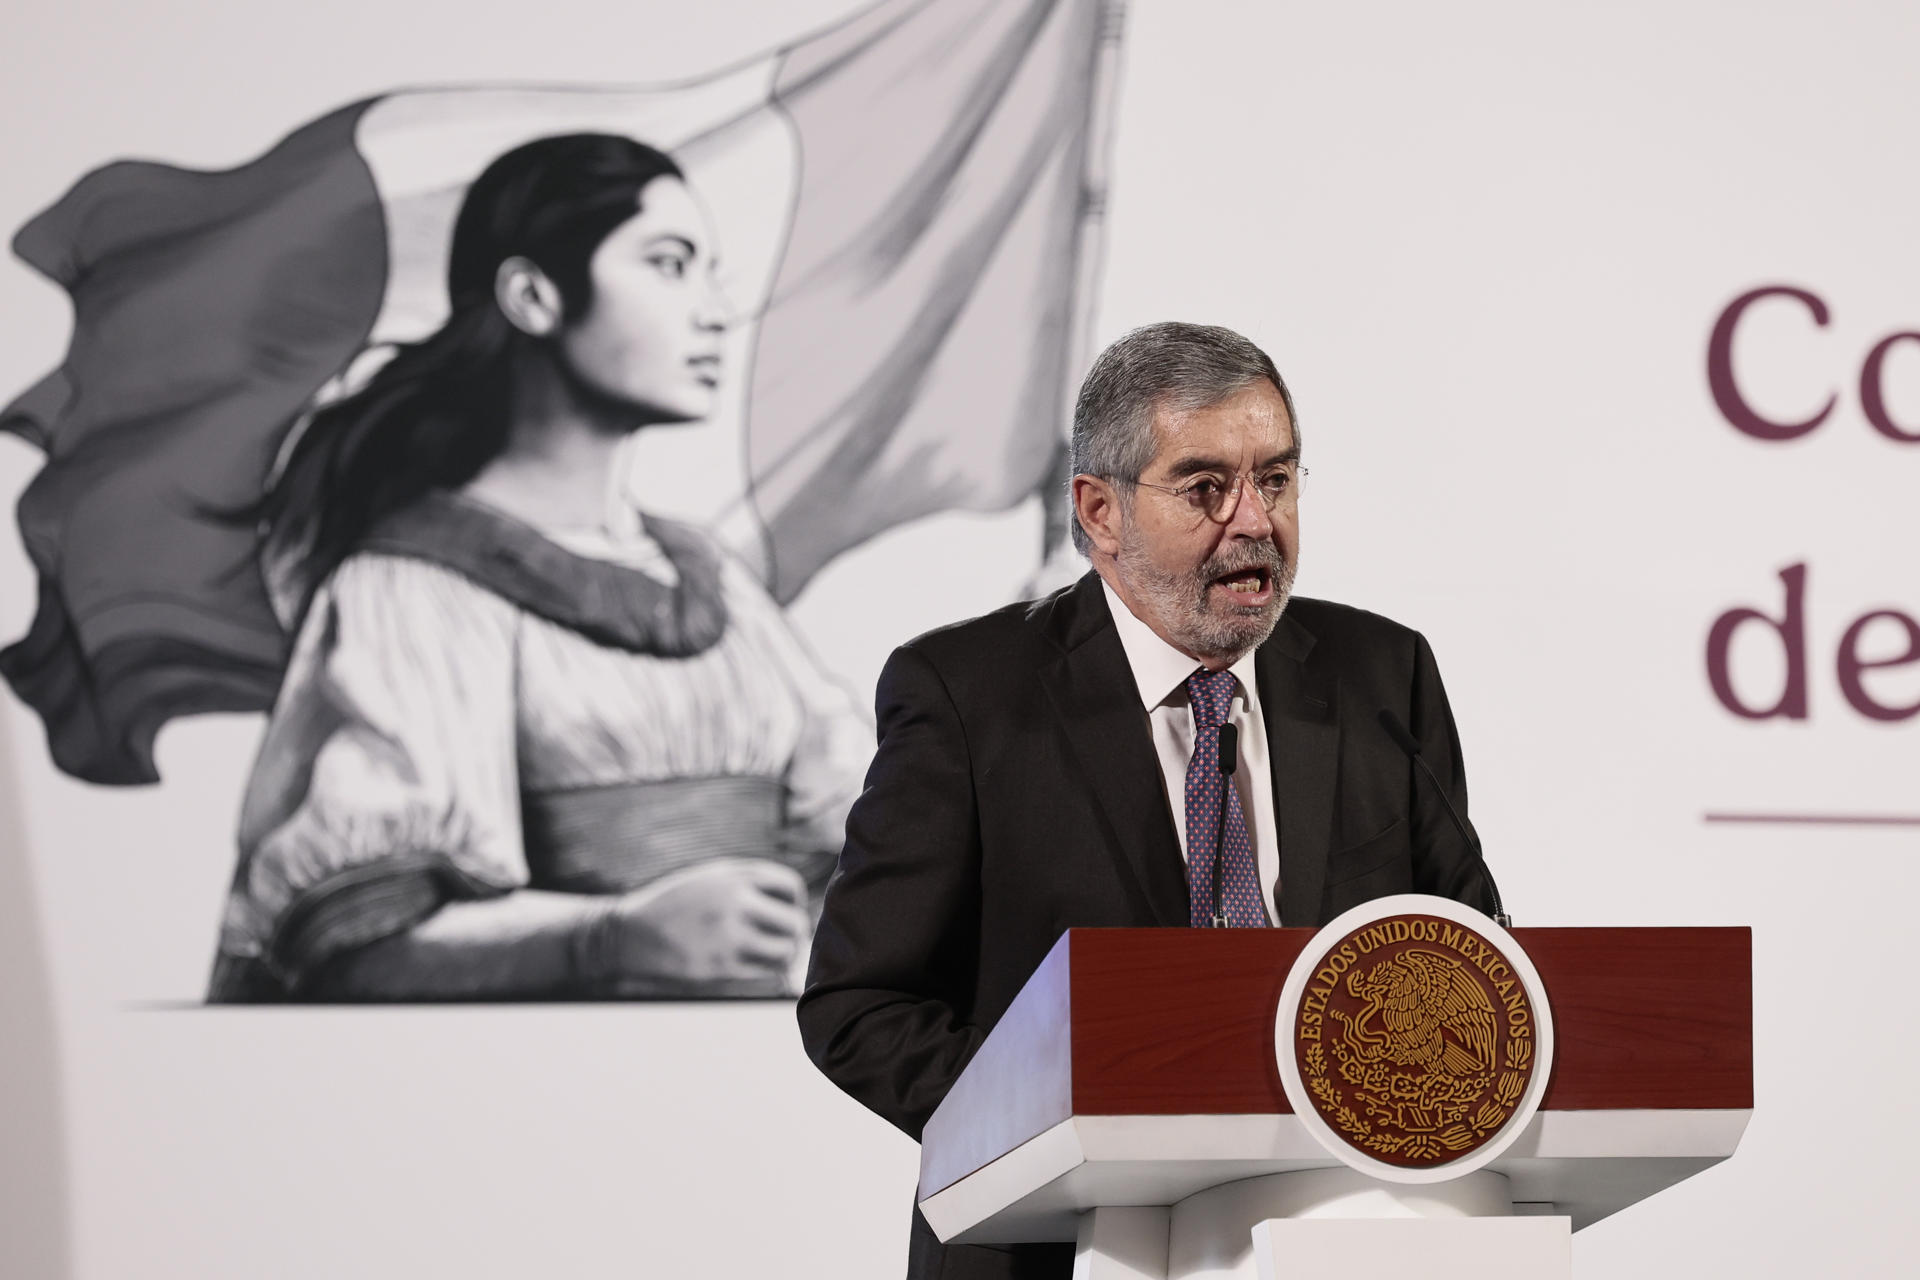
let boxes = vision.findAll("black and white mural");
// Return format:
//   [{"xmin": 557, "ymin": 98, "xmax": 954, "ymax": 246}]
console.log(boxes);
[{"xmin": 0, "ymin": 0, "xmax": 1120, "ymax": 1001}]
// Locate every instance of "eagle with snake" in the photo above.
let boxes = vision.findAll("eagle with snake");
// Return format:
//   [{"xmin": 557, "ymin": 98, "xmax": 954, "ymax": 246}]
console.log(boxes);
[{"xmin": 1330, "ymin": 947, "xmax": 1498, "ymax": 1078}]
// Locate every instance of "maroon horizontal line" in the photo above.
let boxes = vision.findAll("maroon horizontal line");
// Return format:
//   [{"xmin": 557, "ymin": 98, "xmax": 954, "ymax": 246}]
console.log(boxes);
[{"xmin": 1703, "ymin": 813, "xmax": 1920, "ymax": 827}]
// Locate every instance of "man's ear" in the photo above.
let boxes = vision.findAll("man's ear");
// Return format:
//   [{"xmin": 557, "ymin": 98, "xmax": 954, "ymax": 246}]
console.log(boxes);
[
  {"xmin": 1071, "ymin": 473, "xmax": 1126, "ymax": 558},
  {"xmin": 494, "ymin": 256, "xmax": 565, "ymax": 337}
]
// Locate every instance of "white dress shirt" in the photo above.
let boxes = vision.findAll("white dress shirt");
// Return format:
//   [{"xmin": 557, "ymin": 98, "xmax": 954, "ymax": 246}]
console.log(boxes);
[{"xmin": 1102, "ymin": 581, "xmax": 1281, "ymax": 921}]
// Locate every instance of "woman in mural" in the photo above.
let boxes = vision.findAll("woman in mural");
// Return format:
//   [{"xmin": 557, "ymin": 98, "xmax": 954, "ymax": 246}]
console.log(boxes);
[{"xmin": 207, "ymin": 133, "xmax": 867, "ymax": 1002}]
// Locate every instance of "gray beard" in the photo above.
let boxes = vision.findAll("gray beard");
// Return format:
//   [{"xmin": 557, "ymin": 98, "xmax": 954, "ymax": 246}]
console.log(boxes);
[{"xmin": 1115, "ymin": 531, "xmax": 1295, "ymax": 663}]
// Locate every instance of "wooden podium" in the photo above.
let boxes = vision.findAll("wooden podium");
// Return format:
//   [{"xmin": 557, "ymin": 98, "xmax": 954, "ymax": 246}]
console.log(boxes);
[{"xmin": 917, "ymin": 926, "xmax": 1751, "ymax": 1279}]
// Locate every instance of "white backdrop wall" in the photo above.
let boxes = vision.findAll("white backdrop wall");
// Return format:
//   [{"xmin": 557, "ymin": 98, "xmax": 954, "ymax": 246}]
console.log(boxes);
[{"xmin": 3, "ymin": 1, "xmax": 1917, "ymax": 1276}]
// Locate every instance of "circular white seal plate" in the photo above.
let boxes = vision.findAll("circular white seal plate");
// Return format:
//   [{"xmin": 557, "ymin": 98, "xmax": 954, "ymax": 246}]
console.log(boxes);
[{"xmin": 1272, "ymin": 893, "xmax": 1555, "ymax": 1184}]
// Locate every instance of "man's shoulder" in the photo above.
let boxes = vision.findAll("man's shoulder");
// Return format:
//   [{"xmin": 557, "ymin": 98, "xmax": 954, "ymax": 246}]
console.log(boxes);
[
  {"xmin": 900, "ymin": 576, "xmax": 1089, "ymax": 670},
  {"xmin": 867, "ymin": 582, "xmax": 1088, "ymax": 719},
  {"xmin": 1274, "ymin": 596, "xmax": 1432, "ymax": 677},
  {"xmin": 1282, "ymin": 595, "xmax": 1421, "ymax": 644}
]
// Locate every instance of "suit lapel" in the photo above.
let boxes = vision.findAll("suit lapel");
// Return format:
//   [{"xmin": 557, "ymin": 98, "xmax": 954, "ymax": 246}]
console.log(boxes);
[
  {"xmin": 1039, "ymin": 577, "xmax": 1190, "ymax": 926},
  {"xmin": 1256, "ymin": 614, "xmax": 1340, "ymax": 927}
]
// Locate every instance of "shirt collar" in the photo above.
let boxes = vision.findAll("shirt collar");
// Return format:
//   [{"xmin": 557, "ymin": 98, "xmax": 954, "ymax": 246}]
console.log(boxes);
[{"xmin": 1102, "ymin": 578, "xmax": 1261, "ymax": 712}]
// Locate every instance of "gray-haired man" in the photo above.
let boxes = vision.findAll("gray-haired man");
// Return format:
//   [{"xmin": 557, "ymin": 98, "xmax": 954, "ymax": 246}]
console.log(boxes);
[{"xmin": 799, "ymin": 322, "xmax": 1496, "ymax": 1280}]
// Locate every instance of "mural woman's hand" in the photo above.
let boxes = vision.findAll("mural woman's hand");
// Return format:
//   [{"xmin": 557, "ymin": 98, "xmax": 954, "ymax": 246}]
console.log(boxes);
[{"xmin": 590, "ymin": 858, "xmax": 811, "ymax": 997}]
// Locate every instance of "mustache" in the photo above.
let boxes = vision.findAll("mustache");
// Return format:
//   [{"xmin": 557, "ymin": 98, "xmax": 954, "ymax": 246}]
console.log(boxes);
[{"xmin": 1197, "ymin": 541, "xmax": 1286, "ymax": 581}]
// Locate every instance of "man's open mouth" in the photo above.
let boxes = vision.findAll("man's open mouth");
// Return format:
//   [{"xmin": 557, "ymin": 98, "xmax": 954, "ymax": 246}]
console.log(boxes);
[{"xmin": 1208, "ymin": 565, "xmax": 1274, "ymax": 604}]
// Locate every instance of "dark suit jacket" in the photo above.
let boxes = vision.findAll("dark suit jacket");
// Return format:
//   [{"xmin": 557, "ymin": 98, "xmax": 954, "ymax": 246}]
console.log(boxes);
[{"xmin": 797, "ymin": 573, "xmax": 1494, "ymax": 1280}]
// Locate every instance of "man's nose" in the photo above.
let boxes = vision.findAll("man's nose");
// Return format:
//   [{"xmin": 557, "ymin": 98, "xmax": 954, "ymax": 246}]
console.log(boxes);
[{"xmin": 1222, "ymin": 475, "xmax": 1272, "ymax": 535}]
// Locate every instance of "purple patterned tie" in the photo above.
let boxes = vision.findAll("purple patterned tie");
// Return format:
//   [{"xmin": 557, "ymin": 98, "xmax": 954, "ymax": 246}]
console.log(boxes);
[{"xmin": 1185, "ymin": 668, "xmax": 1272, "ymax": 928}]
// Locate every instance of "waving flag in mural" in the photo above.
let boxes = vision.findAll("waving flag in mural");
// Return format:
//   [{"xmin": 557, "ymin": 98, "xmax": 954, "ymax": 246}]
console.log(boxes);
[{"xmin": 1, "ymin": 0, "xmax": 1121, "ymax": 790}]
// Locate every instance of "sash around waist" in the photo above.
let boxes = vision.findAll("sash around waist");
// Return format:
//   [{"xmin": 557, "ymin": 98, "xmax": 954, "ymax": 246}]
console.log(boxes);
[{"xmin": 522, "ymin": 775, "xmax": 822, "ymax": 893}]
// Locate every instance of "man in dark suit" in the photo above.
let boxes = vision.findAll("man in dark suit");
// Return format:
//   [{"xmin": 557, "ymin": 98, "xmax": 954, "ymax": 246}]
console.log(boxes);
[{"xmin": 797, "ymin": 322, "xmax": 1496, "ymax": 1280}]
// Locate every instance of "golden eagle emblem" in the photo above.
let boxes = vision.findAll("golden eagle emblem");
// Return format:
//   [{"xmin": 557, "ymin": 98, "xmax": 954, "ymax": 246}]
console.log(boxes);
[{"xmin": 1292, "ymin": 914, "xmax": 1538, "ymax": 1168}]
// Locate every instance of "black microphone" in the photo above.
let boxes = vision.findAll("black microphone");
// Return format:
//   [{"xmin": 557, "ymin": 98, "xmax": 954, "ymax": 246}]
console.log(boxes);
[
  {"xmin": 1375, "ymin": 709, "xmax": 1510, "ymax": 927},
  {"xmin": 1210, "ymin": 723, "xmax": 1239, "ymax": 928}
]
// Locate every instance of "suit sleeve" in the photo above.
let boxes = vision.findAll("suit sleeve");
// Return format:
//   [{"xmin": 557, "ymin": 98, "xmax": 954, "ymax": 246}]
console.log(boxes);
[
  {"xmin": 1406, "ymin": 630, "xmax": 1499, "ymax": 916},
  {"xmin": 796, "ymin": 644, "xmax": 986, "ymax": 1141}
]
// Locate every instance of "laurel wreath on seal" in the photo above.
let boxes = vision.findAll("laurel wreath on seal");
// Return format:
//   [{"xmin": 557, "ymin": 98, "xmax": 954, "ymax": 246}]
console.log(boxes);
[{"xmin": 1301, "ymin": 1034, "xmax": 1532, "ymax": 1160}]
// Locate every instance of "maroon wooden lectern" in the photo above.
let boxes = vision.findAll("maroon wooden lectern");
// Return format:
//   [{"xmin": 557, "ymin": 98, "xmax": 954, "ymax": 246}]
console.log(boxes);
[{"xmin": 916, "ymin": 927, "xmax": 1751, "ymax": 1279}]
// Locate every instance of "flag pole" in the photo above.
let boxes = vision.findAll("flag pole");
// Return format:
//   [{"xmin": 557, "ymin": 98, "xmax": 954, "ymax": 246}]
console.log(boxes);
[{"xmin": 1033, "ymin": 0, "xmax": 1127, "ymax": 580}]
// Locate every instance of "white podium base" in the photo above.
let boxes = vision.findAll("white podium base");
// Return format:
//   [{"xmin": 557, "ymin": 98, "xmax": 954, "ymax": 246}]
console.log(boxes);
[
  {"xmin": 1073, "ymin": 1207, "xmax": 1171, "ymax": 1280},
  {"xmin": 1253, "ymin": 1217, "xmax": 1570, "ymax": 1279},
  {"xmin": 1074, "ymin": 1169, "xmax": 1572, "ymax": 1280}
]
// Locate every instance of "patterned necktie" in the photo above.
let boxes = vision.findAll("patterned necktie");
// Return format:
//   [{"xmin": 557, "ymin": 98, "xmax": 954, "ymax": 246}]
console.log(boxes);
[{"xmin": 1184, "ymin": 668, "xmax": 1272, "ymax": 928}]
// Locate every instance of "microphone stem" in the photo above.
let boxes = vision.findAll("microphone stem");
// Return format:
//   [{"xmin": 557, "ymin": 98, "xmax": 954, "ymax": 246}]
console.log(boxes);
[
  {"xmin": 1211, "ymin": 775, "xmax": 1228, "ymax": 928},
  {"xmin": 1211, "ymin": 720, "xmax": 1237, "ymax": 927}
]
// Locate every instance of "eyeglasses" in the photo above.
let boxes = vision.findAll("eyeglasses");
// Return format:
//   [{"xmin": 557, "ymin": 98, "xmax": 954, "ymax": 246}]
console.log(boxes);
[{"xmin": 1112, "ymin": 464, "xmax": 1308, "ymax": 524}]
